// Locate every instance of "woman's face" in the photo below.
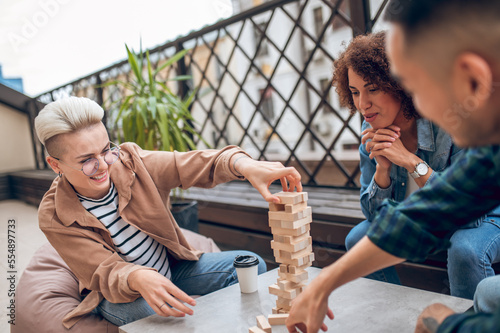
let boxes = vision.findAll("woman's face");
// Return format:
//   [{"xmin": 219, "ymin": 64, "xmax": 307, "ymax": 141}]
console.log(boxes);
[
  {"xmin": 348, "ymin": 68, "xmax": 403, "ymax": 130},
  {"xmin": 47, "ymin": 122, "xmax": 113, "ymax": 199}
]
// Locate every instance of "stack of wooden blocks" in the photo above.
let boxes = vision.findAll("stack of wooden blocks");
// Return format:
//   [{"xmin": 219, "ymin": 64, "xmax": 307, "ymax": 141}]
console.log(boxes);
[
  {"xmin": 268, "ymin": 191, "xmax": 314, "ymax": 314},
  {"xmin": 249, "ymin": 191, "xmax": 314, "ymax": 333}
]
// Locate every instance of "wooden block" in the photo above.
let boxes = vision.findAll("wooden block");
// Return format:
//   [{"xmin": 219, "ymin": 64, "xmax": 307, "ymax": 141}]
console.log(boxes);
[
  {"xmin": 278, "ymin": 269, "xmax": 309, "ymax": 283},
  {"xmin": 275, "ymin": 245, "xmax": 313, "ymax": 260},
  {"xmin": 269, "ymin": 215, "xmax": 312, "ymax": 230},
  {"xmin": 274, "ymin": 191, "xmax": 305, "ymax": 205},
  {"xmin": 276, "ymin": 297, "xmax": 292, "ymax": 310},
  {"xmin": 284, "ymin": 201, "xmax": 308, "ymax": 214},
  {"xmin": 278, "ymin": 308, "xmax": 289, "ymax": 314},
  {"xmin": 268, "ymin": 313, "xmax": 289, "ymax": 325},
  {"xmin": 273, "ymin": 234, "xmax": 292, "ymax": 244},
  {"xmin": 249, "ymin": 326, "xmax": 266, "ymax": 333},
  {"xmin": 271, "ymin": 224, "xmax": 310, "ymax": 237},
  {"xmin": 279, "ymin": 264, "xmax": 288, "ymax": 274},
  {"xmin": 288, "ymin": 262, "xmax": 312, "ymax": 274},
  {"xmin": 269, "ymin": 202, "xmax": 285, "ymax": 211},
  {"xmin": 301, "ymin": 192, "xmax": 308, "ymax": 202},
  {"xmin": 272, "ymin": 307, "xmax": 280, "ymax": 314},
  {"xmin": 268, "ymin": 207, "xmax": 311, "ymax": 222},
  {"xmin": 276, "ymin": 252, "xmax": 314, "ymax": 266},
  {"xmin": 256, "ymin": 315, "xmax": 272, "ymax": 333},
  {"xmin": 270, "ymin": 236, "xmax": 311, "ymax": 252}
]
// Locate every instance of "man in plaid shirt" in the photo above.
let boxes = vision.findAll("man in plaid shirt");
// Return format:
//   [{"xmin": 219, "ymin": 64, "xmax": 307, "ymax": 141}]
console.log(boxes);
[{"xmin": 286, "ymin": 1, "xmax": 500, "ymax": 332}]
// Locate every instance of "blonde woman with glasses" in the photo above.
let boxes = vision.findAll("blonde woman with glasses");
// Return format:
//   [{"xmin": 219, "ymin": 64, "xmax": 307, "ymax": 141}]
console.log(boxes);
[{"xmin": 35, "ymin": 96, "xmax": 302, "ymax": 329}]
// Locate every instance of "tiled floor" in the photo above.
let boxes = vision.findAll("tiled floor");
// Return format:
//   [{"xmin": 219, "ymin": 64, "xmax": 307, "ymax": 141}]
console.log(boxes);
[{"xmin": 0, "ymin": 200, "xmax": 47, "ymax": 333}]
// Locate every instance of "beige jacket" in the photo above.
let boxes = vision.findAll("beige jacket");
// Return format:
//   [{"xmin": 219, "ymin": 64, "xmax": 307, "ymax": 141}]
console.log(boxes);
[{"xmin": 38, "ymin": 143, "xmax": 247, "ymax": 328}]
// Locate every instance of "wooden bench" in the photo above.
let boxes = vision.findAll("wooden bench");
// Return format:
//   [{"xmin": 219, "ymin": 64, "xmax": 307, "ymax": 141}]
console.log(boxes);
[{"xmin": 5, "ymin": 169, "xmax": 496, "ymax": 295}]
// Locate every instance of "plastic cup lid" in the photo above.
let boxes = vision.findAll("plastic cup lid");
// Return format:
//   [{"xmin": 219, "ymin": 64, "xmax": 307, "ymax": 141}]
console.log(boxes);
[{"xmin": 233, "ymin": 255, "xmax": 259, "ymax": 268}]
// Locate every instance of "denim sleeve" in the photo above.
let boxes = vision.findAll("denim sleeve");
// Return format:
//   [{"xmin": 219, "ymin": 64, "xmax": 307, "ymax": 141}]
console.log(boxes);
[
  {"xmin": 367, "ymin": 146, "xmax": 500, "ymax": 262},
  {"xmin": 359, "ymin": 141, "xmax": 394, "ymax": 221}
]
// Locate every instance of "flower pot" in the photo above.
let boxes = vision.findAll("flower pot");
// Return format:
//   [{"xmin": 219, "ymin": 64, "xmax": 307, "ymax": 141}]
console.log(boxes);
[{"xmin": 171, "ymin": 200, "xmax": 199, "ymax": 233}]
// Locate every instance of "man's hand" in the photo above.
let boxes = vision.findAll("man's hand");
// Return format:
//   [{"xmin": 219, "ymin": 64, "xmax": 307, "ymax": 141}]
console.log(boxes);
[
  {"xmin": 285, "ymin": 276, "xmax": 334, "ymax": 333},
  {"xmin": 231, "ymin": 155, "xmax": 303, "ymax": 203},
  {"xmin": 415, "ymin": 303, "xmax": 456, "ymax": 333},
  {"xmin": 128, "ymin": 269, "xmax": 196, "ymax": 317}
]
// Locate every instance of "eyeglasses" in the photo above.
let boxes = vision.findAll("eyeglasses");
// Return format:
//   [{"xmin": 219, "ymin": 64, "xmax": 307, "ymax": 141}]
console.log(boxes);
[{"xmin": 51, "ymin": 142, "xmax": 121, "ymax": 176}]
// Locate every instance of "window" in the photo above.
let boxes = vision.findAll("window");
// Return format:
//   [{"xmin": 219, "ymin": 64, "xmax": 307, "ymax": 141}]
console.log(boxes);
[
  {"xmin": 253, "ymin": 22, "xmax": 269, "ymax": 57},
  {"xmin": 259, "ymin": 87, "xmax": 274, "ymax": 121}
]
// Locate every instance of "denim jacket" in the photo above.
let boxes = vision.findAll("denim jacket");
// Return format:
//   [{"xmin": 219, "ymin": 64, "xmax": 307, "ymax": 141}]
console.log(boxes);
[{"xmin": 359, "ymin": 118, "xmax": 464, "ymax": 221}]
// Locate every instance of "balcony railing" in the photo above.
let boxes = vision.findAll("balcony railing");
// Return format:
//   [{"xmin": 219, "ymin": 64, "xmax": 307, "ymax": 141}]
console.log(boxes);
[{"xmin": 31, "ymin": 0, "xmax": 389, "ymax": 188}]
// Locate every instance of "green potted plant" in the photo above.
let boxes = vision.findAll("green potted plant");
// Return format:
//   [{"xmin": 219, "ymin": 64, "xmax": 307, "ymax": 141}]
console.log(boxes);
[{"xmin": 106, "ymin": 44, "xmax": 208, "ymax": 232}]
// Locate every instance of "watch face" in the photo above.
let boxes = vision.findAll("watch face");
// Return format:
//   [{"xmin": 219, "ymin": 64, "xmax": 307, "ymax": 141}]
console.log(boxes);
[{"xmin": 416, "ymin": 163, "xmax": 429, "ymax": 175}]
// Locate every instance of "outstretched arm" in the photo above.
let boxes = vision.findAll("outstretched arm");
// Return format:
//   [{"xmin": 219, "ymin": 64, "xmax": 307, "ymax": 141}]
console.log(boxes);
[
  {"xmin": 286, "ymin": 236, "xmax": 404, "ymax": 333},
  {"xmin": 230, "ymin": 154, "xmax": 302, "ymax": 203}
]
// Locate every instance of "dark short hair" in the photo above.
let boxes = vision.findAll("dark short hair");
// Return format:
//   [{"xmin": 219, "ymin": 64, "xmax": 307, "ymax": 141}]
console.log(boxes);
[
  {"xmin": 384, "ymin": 0, "xmax": 500, "ymax": 43},
  {"xmin": 332, "ymin": 31, "xmax": 418, "ymax": 120}
]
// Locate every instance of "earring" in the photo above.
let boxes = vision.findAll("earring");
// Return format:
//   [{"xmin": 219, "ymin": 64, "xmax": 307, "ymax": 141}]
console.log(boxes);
[{"xmin": 58, "ymin": 172, "xmax": 62, "ymax": 178}]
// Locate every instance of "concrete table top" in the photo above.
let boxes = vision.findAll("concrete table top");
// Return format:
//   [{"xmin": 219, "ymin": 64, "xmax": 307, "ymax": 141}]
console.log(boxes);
[{"xmin": 119, "ymin": 267, "xmax": 472, "ymax": 333}]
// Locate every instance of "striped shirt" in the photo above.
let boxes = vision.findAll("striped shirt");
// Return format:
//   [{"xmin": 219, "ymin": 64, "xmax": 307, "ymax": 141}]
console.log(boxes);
[{"xmin": 77, "ymin": 182, "xmax": 171, "ymax": 279}]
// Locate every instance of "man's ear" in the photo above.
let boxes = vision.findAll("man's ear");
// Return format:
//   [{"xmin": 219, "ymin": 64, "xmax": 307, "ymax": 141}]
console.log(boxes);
[{"xmin": 453, "ymin": 52, "xmax": 493, "ymax": 110}]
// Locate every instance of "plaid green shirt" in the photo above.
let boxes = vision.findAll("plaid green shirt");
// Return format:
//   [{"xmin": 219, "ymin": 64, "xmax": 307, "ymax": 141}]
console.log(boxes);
[{"xmin": 367, "ymin": 145, "xmax": 500, "ymax": 332}]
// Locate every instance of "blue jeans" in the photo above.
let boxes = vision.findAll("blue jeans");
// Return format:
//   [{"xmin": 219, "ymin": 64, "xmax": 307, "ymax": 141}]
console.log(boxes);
[
  {"xmin": 448, "ymin": 217, "xmax": 500, "ymax": 299},
  {"xmin": 474, "ymin": 274, "xmax": 500, "ymax": 313},
  {"xmin": 94, "ymin": 250, "xmax": 266, "ymax": 326},
  {"xmin": 345, "ymin": 220, "xmax": 401, "ymax": 285}
]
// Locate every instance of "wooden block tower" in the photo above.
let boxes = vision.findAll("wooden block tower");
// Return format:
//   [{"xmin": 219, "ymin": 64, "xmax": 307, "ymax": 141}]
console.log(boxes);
[{"xmin": 267, "ymin": 191, "xmax": 314, "ymax": 314}]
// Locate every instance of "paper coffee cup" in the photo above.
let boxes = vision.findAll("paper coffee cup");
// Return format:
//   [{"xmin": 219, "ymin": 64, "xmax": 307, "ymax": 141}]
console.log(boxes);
[{"xmin": 233, "ymin": 255, "xmax": 259, "ymax": 293}]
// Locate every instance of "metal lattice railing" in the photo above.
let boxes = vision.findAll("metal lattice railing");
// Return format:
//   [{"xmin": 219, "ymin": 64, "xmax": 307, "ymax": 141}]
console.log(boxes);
[{"xmin": 32, "ymin": 0, "xmax": 390, "ymax": 188}]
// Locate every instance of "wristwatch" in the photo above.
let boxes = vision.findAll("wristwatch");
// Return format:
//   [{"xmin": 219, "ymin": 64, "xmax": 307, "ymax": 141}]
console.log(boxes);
[{"xmin": 410, "ymin": 161, "xmax": 430, "ymax": 179}]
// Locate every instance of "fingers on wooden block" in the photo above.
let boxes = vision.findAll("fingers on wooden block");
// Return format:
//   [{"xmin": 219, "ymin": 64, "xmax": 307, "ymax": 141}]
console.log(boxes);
[
  {"xmin": 256, "ymin": 315, "xmax": 272, "ymax": 333},
  {"xmin": 249, "ymin": 326, "xmax": 267, "ymax": 333},
  {"xmin": 268, "ymin": 313, "xmax": 289, "ymax": 325},
  {"xmin": 273, "ymin": 191, "xmax": 306, "ymax": 205}
]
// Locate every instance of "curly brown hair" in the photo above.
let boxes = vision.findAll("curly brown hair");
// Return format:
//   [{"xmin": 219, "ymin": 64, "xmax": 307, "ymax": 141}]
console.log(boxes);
[{"xmin": 332, "ymin": 31, "xmax": 418, "ymax": 120}]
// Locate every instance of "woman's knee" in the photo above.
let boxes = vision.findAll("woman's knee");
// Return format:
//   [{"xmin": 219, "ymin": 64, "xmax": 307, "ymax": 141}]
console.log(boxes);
[
  {"xmin": 345, "ymin": 220, "xmax": 370, "ymax": 250},
  {"xmin": 474, "ymin": 275, "xmax": 500, "ymax": 313}
]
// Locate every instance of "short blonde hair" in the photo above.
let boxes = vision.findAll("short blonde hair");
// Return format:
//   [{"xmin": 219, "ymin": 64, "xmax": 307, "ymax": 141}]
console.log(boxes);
[{"xmin": 35, "ymin": 97, "xmax": 104, "ymax": 156}]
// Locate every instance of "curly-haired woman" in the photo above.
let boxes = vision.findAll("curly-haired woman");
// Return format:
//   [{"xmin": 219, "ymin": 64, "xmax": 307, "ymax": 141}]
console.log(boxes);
[{"xmin": 333, "ymin": 31, "xmax": 500, "ymax": 297}]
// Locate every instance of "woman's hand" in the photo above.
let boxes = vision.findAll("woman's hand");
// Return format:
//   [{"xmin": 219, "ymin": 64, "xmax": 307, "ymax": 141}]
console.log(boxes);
[
  {"xmin": 362, "ymin": 125, "xmax": 400, "ymax": 170},
  {"xmin": 128, "ymin": 269, "xmax": 196, "ymax": 317},
  {"xmin": 231, "ymin": 155, "xmax": 303, "ymax": 203}
]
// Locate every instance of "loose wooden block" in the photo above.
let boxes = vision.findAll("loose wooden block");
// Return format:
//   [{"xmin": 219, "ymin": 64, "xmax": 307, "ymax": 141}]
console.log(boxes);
[
  {"xmin": 284, "ymin": 201, "xmax": 308, "ymax": 214},
  {"xmin": 249, "ymin": 326, "xmax": 266, "ymax": 333},
  {"xmin": 278, "ymin": 269, "xmax": 309, "ymax": 283},
  {"xmin": 270, "ymin": 236, "xmax": 311, "ymax": 253},
  {"xmin": 268, "ymin": 313, "xmax": 289, "ymax": 325},
  {"xmin": 256, "ymin": 315, "xmax": 272, "ymax": 333},
  {"xmin": 274, "ymin": 191, "xmax": 305, "ymax": 205},
  {"xmin": 271, "ymin": 224, "xmax": 310, "ymax": 237},
  {"xmin": 279, "ymin": 264, "xmax": 288, "ymax": 274}
]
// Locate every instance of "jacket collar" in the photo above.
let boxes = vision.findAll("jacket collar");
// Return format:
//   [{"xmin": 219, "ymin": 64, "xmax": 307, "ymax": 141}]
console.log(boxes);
[
  {"xmin": 416, "ymin": 118, "xmax": 436, "ymax": 152},
  {"xmin": 55, "ymin": 152, "xmax": 136, "ymax": 227}
]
